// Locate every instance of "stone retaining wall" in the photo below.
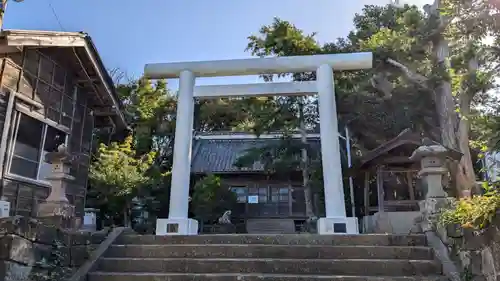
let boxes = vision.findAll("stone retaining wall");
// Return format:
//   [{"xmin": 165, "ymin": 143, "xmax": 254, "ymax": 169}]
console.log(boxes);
[
  {"xmin": 0, "ymin": 216, "xmax": 110, "ymax": 281},
  {"xmin": 441, "ymin": 215, "xmax": 500, "ymax": 281}
]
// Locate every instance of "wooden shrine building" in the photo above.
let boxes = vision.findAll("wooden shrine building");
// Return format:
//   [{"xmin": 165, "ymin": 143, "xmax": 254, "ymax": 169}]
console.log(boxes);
[
  {"xmin": 356, "ymin": 129, "xmax": 425, "ymax": 217},
  {"xmin": 0, "ymin": 30, "xmax": 127, "ymax": 219}
]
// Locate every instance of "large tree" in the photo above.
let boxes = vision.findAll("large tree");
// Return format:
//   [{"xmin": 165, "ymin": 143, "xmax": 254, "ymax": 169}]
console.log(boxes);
[
  {"xmin": 245, "ymin": 0, "xmax": 500, "ymax": 198},
  {"xmin": 375, "ymin": 0, "xmax": 500, "ymax": 195},
  {"xmin": 245, "ymin": 18, "xmax": 323, "ymax": 218}
]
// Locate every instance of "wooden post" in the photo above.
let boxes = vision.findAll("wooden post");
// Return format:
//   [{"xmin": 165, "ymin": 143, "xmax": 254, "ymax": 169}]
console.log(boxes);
[
  {"xmin": 363, "ymin": 171, "xmax": 370, "ymax": 216},
  {"xmin": 376, "ymin": 166, "xmax": 385, "ymax": 212},
  {"xmin": 407, "ymin": 171, "xmax": 415, "ymax": 201},
  {"xmin": 0, "ymin": 90, "xmax": 15, "ymax": 179}
]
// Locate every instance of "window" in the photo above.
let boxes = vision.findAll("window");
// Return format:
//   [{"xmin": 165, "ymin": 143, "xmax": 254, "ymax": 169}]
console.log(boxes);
[
  {"xmin": 279, "ymin": 187, "xmax": 289, "ymax": 202},
  {"xmin": 271, "ymin": 187, "xmax": 290, "ymax": 202},
  {"xmin": 9, "ymin": 113, "xmax": 67, "ymax": 181},
  {"xmin": 230, "ymin": 186, "xmax": 247, "ymax": 203},
  {"xmin": 20, "ymin": 50, "xmax": 77, "ymax": 125},
  {"xmin": 258, "ymin": 187, "xmax": 268, "ymax": 203}
]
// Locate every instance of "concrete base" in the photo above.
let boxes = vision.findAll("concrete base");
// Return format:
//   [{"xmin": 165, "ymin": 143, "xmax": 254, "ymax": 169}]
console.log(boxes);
[
  {"xmin": 317, "ymin": 217, "xmax": 359, "ymax": 234},
  {"xmin": 362, "ymin": 212, "xmax": 423, "ymax": 234},
  {"xmin": 155, "ymin": 218, "xmax": 199, "ymax": 235}
]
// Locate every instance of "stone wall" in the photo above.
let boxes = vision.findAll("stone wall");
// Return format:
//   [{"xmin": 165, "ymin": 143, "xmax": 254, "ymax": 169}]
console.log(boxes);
[
  {"xmin": 440, "ymin": 214, "xmax": 500, "ymax": 281},
  {"xmin": 0, "ymin": 216, "xmax": 110, "ymax": 281}
]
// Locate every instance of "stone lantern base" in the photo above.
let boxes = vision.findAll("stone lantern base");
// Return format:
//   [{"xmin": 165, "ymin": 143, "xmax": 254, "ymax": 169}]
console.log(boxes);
[{"xmin": 37, "ymin": 200, "xmax": 75, "ymax": 229}]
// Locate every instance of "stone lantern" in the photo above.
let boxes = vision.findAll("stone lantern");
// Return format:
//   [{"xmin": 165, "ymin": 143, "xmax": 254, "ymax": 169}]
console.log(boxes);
[
  {"xmin": 409, "ymin": 138, "xmax": 451, "ymax": 198},
  {"xmin": 409, "ymin": 138, "xmax": 462, "ymax": 234},
  {"xmin": 36, "ymin": 144, "xmax": 76, "ymax": 228}
]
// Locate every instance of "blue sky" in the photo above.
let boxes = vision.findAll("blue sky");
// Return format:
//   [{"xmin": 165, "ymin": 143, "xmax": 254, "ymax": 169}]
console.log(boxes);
[{"xmin": 5, "ymin": 0, "xmax": 431, "ymax": 89}]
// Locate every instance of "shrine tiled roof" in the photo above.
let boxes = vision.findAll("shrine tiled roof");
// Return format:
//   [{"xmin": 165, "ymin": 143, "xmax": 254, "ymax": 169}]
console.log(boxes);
[{"xmin": 190, "ymin": 134, "xmax": 321, "ymax": 174}]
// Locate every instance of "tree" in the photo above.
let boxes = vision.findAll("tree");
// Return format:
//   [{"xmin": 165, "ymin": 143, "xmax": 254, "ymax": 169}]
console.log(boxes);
[
  {"xmin": 190, "ymin": 174, "xmax": 238, "ymax": 229},
  {"xmin": 89, "ymin": 78, "xmax": 178, "ymax": 223},
  {"xmin": 245, "ymin": 18, "xmax": 323, "ymax": 218},
  {"xmin": 374, "ymin": 0, "xmax": 500, "ymax": 196},
  {"xmin": 88, "ymin": 135, "xmax": 157, "ymax": 227},
  {"xmin": 89, "ymin": 77, "xmax": 256, "ymax": 224},
  {"xmin": 246, "ymin": 0, "xmax": 500, "ymax": 199}
]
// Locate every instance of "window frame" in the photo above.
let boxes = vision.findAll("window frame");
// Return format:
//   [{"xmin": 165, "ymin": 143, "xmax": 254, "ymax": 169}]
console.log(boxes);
[
  {"xmin": 6, "ymin": 110, "xmax": 68, "ymax": 185},
  {"xmin": 230, "ymin": 186, "xmax": 247, "ymax": 203}
]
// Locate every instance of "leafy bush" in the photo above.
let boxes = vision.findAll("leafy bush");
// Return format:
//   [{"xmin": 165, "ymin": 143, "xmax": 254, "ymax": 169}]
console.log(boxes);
[
  {"xmin": 88, "ymin": 135, "xmax": 158, "ymax": 226},
  {"xmin": 439, "ymin": 183, "xmax": 500, "ymax": 229},
  {"xmin": 190, "ymin": 175, "xmax": 238, "ymax": 225}
]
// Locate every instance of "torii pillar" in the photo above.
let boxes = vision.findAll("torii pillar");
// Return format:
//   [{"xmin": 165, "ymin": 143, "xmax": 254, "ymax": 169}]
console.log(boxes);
[{"xmin": 145, "ymin": 52, "xmax": 373, "ymax": 235}]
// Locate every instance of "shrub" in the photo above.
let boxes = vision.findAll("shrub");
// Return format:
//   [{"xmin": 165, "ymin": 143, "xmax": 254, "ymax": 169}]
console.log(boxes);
[
  {"xmin": 190, "ymin": 175, "xmax": 238, "ymax": 225},
  {"xmin": 439, "ymin": 183, "xmax": 500, "ymax": 229}
]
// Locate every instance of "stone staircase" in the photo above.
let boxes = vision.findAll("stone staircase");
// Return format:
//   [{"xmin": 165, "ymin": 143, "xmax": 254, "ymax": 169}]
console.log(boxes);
[
  {"xmin": 246, "ymin": 218, "xmax": 296, "ymax": 234},
  {"xmin": 88, "ymin": 234, "xmax": 445, "ymax": 281}
]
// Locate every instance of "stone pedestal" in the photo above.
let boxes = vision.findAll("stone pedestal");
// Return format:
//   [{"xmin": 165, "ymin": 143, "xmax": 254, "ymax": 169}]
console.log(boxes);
[
  {"xmin": 36, "ymin": 145, "xmax": 76, "ymax": 229},
  {"xmin": 418, "ymin": 197, "xmax": 455, "ymax": 233}
]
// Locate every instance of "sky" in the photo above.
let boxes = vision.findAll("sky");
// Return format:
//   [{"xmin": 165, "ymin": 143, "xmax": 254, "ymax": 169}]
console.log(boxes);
[{"xmin": 5, "ymin": 0, "xmax": 432, "ymax": 89}]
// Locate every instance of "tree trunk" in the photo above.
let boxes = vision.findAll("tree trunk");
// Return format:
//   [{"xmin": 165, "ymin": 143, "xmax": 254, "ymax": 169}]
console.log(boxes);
[
  {"xmin": 0, "ymin": 0, "xmax": 7, "ymax": 31},
  {"xmin": 431, "ymin": 0, "xmax": 473, "ymax": 197},
  {"xmin": 458, "ymin": 93, "xmax": 476, "ymax": 195},
  {"xmin": 299, "ymin": 103, "xmax": 314, "ymax": 218},
  {"xmin": 455, "ymin": 57, "xmax": 480, "ymax": 196}
]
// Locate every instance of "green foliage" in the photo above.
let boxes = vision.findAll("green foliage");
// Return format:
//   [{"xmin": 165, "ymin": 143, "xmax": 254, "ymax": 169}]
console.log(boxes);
[
  {"xmin": 439, "ymin": 183, "xmax": 500, "ymax": 229},
  {"xmin": 88, "ymin": 135, "xmax": 159, "ymax": 225},
  {"xmin": 90, "ymin": 135, "xmax": 155, "ymax": 190},
  {"xmin": 117, "ymin": 78, "xmax": 177, "ymax": 155},
  {"xmin": 234, "ymin": 136, "xmax": 305, "ymax": 175},
  {"xmin": 32, "ymin": 240, "xmax": 71, "ymax": 281},
  {"xmin": 470, "ymin": 108, "xmax": 500, "ymax": 153},
  {"xmin": 190, "ymin": 175, "xmax": 238, "ymax": 224}
]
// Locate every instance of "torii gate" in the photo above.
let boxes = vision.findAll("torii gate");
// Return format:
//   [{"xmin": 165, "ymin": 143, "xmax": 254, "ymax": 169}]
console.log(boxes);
[{"xmin": 144, "ymin": 52, "xmax": 373, "ymax": 235}]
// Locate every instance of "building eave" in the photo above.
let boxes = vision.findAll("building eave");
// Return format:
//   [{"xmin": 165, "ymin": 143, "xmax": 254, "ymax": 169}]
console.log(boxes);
[
  {"xmin": 0, "ymin": 29, "xmax": 128, "ymax": 130},
  {"xmin": 194, "ymin": 132, "xmax": 322, "ymax": 140}
]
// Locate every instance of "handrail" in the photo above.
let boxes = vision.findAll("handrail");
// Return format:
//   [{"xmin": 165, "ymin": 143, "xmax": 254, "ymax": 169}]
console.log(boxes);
[{"xmin": 67, "ymin": 227, "xmax": 127, "ymax": 281}]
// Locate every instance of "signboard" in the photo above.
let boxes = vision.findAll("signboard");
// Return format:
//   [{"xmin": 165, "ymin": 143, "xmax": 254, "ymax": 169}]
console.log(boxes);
[
  {"xmin": 247, "ymin": 195, "xmax": 259, "ymax": 204},
  {"xmin": 0, "ymin": 200, "xmax": 10, "ymax": 218}
]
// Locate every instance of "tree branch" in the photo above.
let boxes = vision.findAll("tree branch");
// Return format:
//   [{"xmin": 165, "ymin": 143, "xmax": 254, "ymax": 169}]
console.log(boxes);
[{"xmin": 386, "ymin": 58, "xmax": 429, "ymax": 86}]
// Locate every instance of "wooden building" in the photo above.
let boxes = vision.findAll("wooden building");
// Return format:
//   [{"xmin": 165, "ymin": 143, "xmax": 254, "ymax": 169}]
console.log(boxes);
[
  {"xmin": 356, "ymin": 129, "xmax": 424, "ymax": 216},
  {"xmin": 0, "ymin": 30, "xmax": 127, "ymax": 218},
  {"xmin": 190, "ymin": 132, "xmax": 338, "ymax": 232}
]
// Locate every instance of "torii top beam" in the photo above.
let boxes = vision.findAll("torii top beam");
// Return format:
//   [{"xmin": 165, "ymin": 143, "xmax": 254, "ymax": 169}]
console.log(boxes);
[{"xmin": 144, "ymin": 52, "xmax": 373, "ymax": 79}]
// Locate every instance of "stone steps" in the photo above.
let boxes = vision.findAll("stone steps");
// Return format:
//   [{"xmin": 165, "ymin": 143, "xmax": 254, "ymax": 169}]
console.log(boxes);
[
  {"xmin": 89, "ymin": 234, "xmax": 443, "ymax": 281},
  {"xmin": 105, "ymin": 244, "xmax": 434, "ymax": 260},
  {"xmin": 88, "ymin": 272, "xmax": 446, "ymax": 281},
  {"xmin": 246, "ymin": 219, "xmax": 296, "ymax": 234},
  {"xmin": 115, "ymin": 234, "xmax": 427, "ymax": 246},
  {"xmin": 96, "ymin": 257, "xmax": 441, "ymax": 276}
]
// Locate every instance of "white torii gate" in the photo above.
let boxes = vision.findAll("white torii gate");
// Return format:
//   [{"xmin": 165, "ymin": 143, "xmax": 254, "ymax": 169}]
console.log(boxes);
[{"xmin": 144, "ymin": 52, "xmax": 373, "ymax": 235}]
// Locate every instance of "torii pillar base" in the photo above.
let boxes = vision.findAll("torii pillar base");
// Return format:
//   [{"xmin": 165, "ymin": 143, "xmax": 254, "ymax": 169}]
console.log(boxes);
[
  {"xmin": 155, "ymin": 218, "xmax": 198, "ymax": 236},
  {"xmin": 317, "ymin": 217, "xmax": 359, "ymax": 235}
]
